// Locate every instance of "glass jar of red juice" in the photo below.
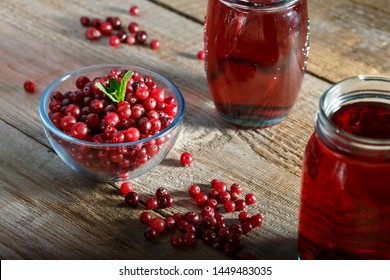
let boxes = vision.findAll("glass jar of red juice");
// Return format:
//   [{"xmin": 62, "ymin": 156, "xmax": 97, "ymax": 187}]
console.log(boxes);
[
  {"xmin": 298, "ymin": 76, "xmax": 390, "ymax": 260},
  {"xmin": 204, "ymin": 0, "xmax": 310, "ymax": 127}
]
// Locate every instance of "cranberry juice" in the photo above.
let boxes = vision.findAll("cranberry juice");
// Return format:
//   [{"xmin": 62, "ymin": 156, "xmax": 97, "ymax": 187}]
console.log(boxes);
[
  {"xmin": 298, "ymin": 102, "xmax": 390, "ymax": 259},
  {"xmin": 204, "ymin": 0, "xmax": 309, "ymax": 126}
]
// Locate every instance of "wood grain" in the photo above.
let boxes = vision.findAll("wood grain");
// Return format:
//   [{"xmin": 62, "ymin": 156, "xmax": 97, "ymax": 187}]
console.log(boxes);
[{"xmin": 0, "ymin": 0, "xmax": 388, "ymax": 259}]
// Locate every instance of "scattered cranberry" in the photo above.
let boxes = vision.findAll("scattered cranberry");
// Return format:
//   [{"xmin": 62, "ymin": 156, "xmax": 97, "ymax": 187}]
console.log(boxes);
[
  {"xmin": 149, "ymin": 217, "xmax": 165, "ymax": 233},
  {"xmin": 144, "ymin": 227, "xmax": 157, "ymax": 241},
  {"xmin": 197, "ymin": 50, "xmax": 205, "ymax": 60},
  {"xmin": 129, "ymin": 5, "xmax": 140, "ymax": 16},
  {"xmin": 23, "ymin": 80, "xmax": 35, "ymax": 93},
  {"xmin": 180, "ymin": 152, "xmax": 193, "ymax": 166},
  {"xmin": 140, "ymin": 211, "xmax": 153, "ymax": 224},
  {"xmin": 128, "ymin": 22, "xmax": 140, "ymax": 34},
  {"xmin": 245, "ymin": 193, "xmax": 257, "ymax": 205},
  {"xmin": 170, "ymin": 234, "xmax": 183, "ymax": 248},
  {"xmin": 99, "ymin": 21, "xmax": 113, "ymax": 35},
  {"xmin": 120, "ymin": 181, "xmax": 133, "ymax": 195},
  {"xmin": 135, "ymin": 30, "xmax": 148, "ymax": 43},
  {"xmin": 224, "ymin": 200, "xmax": 236, "ymax": 213},
  {"xmin": 125, "ymin": 191, "xmax": 139, "ymax": 207},
  {"xmin": 189, "ymin": 184, "xmax": 201, "ymax": 197},
  {"xmin": 85, "ymin": 27, "xmax": 101, "ymax": 40},
  {"xmin": 80, "ymin": 16, "xmax": 90, "ymax": 27},
  {"xmin": 150, "ymin": 39, "xmax": 160, "ymax": 50},
  {"xmin": 109, "ymin": 35, "xmax": 121, "ymax": 47}
]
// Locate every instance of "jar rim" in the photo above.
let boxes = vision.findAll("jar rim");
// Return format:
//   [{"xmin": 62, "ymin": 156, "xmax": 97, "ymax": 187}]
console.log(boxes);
[
  {"xmin": 220, "ymin": 0, "xmax": 301, "ymax": 10},
  {"xmin": 317, "ymin": 75, "xmax": 390, "ymax": 151}
]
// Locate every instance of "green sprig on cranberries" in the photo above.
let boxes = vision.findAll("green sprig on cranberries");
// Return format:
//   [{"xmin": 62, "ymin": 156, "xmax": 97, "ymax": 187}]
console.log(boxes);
[{"xmin": 95, "ymin": 70, "xmax": 132, "ymax": 103}]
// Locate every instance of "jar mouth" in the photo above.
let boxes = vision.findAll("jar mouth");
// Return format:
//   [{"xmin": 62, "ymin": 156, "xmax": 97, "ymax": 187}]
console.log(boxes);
[
  {"xmin": 317, "ymin": 75, "xmax": 390, "ymax": 152},
  {"xmin": 221, "ymin": 0, "xmax": 300, "ymax": 10}
]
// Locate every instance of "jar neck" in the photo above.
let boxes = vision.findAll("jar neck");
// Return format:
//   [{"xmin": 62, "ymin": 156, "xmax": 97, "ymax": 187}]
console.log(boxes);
[
  {"xmin": 221, "ymin": 0, "xmax": 301, "ymax": 10},
  {"xmin": 315, "ymin": 75, "xmax": 390, "ymax": 158}
]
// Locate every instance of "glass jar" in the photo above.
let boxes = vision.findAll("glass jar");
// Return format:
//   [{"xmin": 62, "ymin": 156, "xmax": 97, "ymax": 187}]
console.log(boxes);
[
  {"xmin": 298, "ymin": 76, "xmax": 390, "ymax": 259},
  {"xmin": 204, "ymin": 0, "xmax": 310, "ymax": 127}
]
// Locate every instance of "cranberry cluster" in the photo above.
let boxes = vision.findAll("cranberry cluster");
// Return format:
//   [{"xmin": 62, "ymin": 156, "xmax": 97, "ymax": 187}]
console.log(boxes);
[
  {"xmin": 122, "ymin": 177, "xmax": 264, "ymax": 259},
  {"xmin": 47, "ymin": 68, "xmax": 178, "ymax": 177},
  {"xmin": 80, "ymin": 5, "xmax": 159, "ymax": 49}
]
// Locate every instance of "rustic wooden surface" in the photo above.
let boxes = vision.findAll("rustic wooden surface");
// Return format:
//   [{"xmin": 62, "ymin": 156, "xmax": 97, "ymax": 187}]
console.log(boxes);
[{"xmin": 0, "ymin": 0, "xmax": 389, "ymax": 260}]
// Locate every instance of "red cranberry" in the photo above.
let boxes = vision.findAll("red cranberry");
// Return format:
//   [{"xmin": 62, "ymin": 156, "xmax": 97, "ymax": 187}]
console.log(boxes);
[
  {"xmin": 157, "ymin": 194, "xmax": 174, "ymax": 208},
  {"xmin": 145, "ymin": 197, "xmax": 158, "ymax": 210},
  {"xmin": 197, "ymin": 50, "xmax": 205, "ymax": 60},
  {"xmin": 99, "ymin": 21, "xmax": 113, "ymax": 35},
  {"xmin": 109, "ymin": 35, "xmax": 121, "ymax": 47},
  {"xmin": 195, "ymin": 192, "xmax": 208, "ymax": 207},
  {"xmin": 150, "ymin": 39, "xmax": 160, "ymax": 50},
  {"xmin": 170, "ymin": 234, "xmax": 183, "ymax": 248},
  {"xmin": 149, "ymin": 217, "xmax": 165, "ymax": 233},
  {"xmin": 129, "ymin": 5, "xmax": 140, "ymax": 16},
  {"xmin": 23, "ymin": 80, "xmax": 35, "ymax": 93},
  {"xmin": 235, "ymin": 199, "xmax": 246, "ymax": 211},
  {"xmin": 70, "ymin": 122, "xmax": 88, "ymax": 139},
  {"xmin": 80, "ymin": 16, "xmax": 90, "ymax": 27},
  {"xmin": 126, "ymin": 35, "xmax": 136, "ymax": 45},
  {"xmin": 250, "ymin": 213, "xmax": 264, "ymax": 228},
  {"xmin": 184, "ymin": 211, "xmax": 200, "ymax": 225},
  {"xmin": 128, "ymin": 22, "xmax": 140, "ymax": 33},
  {"xmin": 120, "ymin": 181, "xmax": 133, "ymax": 195},
  {"xmin": 230, "ymin": 183, "xmax": 243, "ymax": 194},
  {"xmin": 144, "ymin": 227, "xmax": 157, "ymax": 241},
  {"xmin": 224, "ymin": 200, "xmax": 236, "ymax": 213},
  {"xmin": 245, "ymin": 193, "xmax": 257, "ymax": 205},
  {"xmin": 189, "ymin": 184, "xmax": 201, "ymax": 197},
  {"xmin": 125, "ymin": 191, "xmax": 139, "ymax": 207},
  {"xmin": 183, "ymin": 232, "xmax": 196, "ymax": 246},
  {"xmin": 180, "ymin": 152, "xmax": 193, "ymax": 166},
  {"xmin": 213, "ymin": 181, "xmax": 227, "ymax": 193},
  {"xmin": 155, "ymin": 187, "xmax": 168, "ymax": 198},
  {"xmin": 238, "ymin": 211, "xmax": 249, "ymax": 223},
  {"xmin": 135, "ymin": 30, "xmax": 147, "ymax": 43},
  {"xmin": 85, "ymin": 27, "xmax": 101, "ymax": 40},
  {"xmin": 140, "ymin": 211, "xmax": 153, "ymax": 224}
]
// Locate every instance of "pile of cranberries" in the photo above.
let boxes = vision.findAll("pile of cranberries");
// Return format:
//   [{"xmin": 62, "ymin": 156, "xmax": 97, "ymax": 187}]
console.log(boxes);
[
  {"xmin": 47, "ymin": 67, "xmax": 179, "ymax": 178},
  {"xmin": 80, "ymin": 5, "xmax": 160, "ymax": 49},
  {"xmin": 122, "ymin": 176, "xmax": 263, "ymax": 259}
]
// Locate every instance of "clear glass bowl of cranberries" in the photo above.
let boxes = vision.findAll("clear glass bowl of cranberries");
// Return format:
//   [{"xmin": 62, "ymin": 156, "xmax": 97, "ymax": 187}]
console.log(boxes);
[{"xmin": 39, "ymin": 64, "xmax": 185, "ymax": 182}]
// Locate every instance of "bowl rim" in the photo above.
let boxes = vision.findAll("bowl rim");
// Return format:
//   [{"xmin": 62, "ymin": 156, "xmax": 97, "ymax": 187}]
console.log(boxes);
[{"xmin": 39, "ymin": 64, "xmax": 186, "ymax": 148}]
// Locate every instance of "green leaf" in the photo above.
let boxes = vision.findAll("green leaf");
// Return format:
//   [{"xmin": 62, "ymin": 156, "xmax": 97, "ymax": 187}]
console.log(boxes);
[
  {"xmin": 118, "ymin": 70, "xmax": 133, "ymax": 102},
  {"xmin": 95, "ymin": 70, "xmax": 133, "ymax": 104},
  {"xmin": 95, "ymin": 82, "xmax": 119, "ymax": 103}
]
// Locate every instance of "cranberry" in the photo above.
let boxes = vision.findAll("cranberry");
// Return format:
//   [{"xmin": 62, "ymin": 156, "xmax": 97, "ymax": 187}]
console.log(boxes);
[
  {"xmin": 195, "ymin": 192, "xmax": 208, "ymax": 207},
  {"xmin": 80, "ymin": 16, "xmax": 90, "ymax": 27},
  {"xmin": 90, "ymin": 18, "xmax": 101, "ymax": 28},
  {"xmin": 109, "ymin": 17, "xmax": 122, "ymax": 30},
  {"xmin": 180, "ymin": 152, "xmax": 193, "ymax": 166},
  {"xmin": 183, "ymin": 232, "xmax": 196, "ymax": 246},
  {"xmin": 250, "ymin": 213, "xmax": 264, "ymax": 228},
  {"xmin": 184, "ymin": 211, "xmax": 200, "ymax": 225},
  {"xmin": 238, "ymin": 211, "xmax": 249, "ymax": 223},
  {"xmin": 124, "ymin": 127, "xmax": 140, "ymax": 142},
  {"xmin": 170, "ymin": 234, "xmax": 183, "ymax": 248},
  {"xmin": 213, "ymin": 181, "xmax": 227, "ymax": 193},
  {"xmin": 150, "ymin": 39, "xmax": 160, "ymax": 50},
  {"xmin": 235, "ymin": 199, "xmax": 246, "ymax": 211},
  {"xmin": 70, "ymin": 122, "xmax": 88, "ymax": 139},
  {"xmin": 23, "ymin": 80, "xmax": 35, "ymax": 93},
  {"xmin": 241, "ymin": 221, "xmax": 253, "ymax": 234},
  {"xmin": 85, "ymin": 27, "xmax": 101, "ymax": 40},
  {"xmin": 149, "ymin": 217, "xmax": 165, "ymax": 233},
  {"xmin": 145, "ymin": 197, "xmax": 158, "ymax": 210},
  {"xmin": 128, "ymin": 22, "xmax": 140, "ymax": 33},
  {"xmin": 197, "ymin": 50, "xmax": 205, "ymax": 60},
  {"xmin": 61, "ymin": 115, "xmax": 76, "ymax": 131},
  {"xmin": 140, "ymin": 211, "xmax": 153, "ymax": 224},
  {"xmin": 165, "ymin": 217, "xmax": 176, "ymax": 231},
  {"xmin": 109, "ymin": 35, "xmax": 121, "ymax": 47},
  {"xmin": 129, "ymin": 5, "xmax": 140, "ymax": 16},
  {"xmin": 219, "ymin": 191, "xmax": 231, "ymax": 203},
  {"xmin": 125, "ymin": 191, "xmax": 139, "ymax": 207},
  {"xmin": 135, "ymin": 30, "xmax": 147, "ymax": 43},
  {"xmin": 120, "ymin": 181, "xmax": 133, "ymax": 195},
  {"xmin": 230, "ymin": 183, "xmax": 243, "ymax": 194},
  {"xmin": 157, "ymin": 194, "xmax": 174, "ymax": 208},
  {"xmin": 76, "ymin": 76, "xmax": 90, "ymax": 89},
  {"xmin": 245, "ymin": 193, "xmax": 257, "ymax": 205},
  {"xmin": 144, "ymin": 227, "xmax": 157, "ymax": 241},
  {"xmin": 201, "ymin": 206, "xmax": 215, "ymax": 217},
  {"xmin": 189, "ymin": 184, "xmax": 201, "ymax": 197},
  {"xmin": 126, "ymin": 35, "xmax": 136, "ymax": 45},
  {"xmin": 116, "ymin": 30, "xmax": 128, "ymax": 42},
  {"xmin": 224, "ymin": 200, "xmax": 236, "ymax": 213},
  {"xmin": 99, "ymin": 21, "xmax": 113, "ymax": 35}
]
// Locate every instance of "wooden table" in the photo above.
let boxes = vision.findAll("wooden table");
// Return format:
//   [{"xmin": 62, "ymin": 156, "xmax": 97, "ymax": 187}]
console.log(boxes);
[{"xmin": 0, "ymin": 0, "xmax": 389, "ymax": 260}]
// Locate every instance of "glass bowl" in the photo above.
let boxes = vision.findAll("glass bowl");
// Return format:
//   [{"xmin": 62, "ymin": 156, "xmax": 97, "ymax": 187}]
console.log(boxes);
[{"xmin": 39, "ymin": 64, "xmax": 185, "ymax": 182}]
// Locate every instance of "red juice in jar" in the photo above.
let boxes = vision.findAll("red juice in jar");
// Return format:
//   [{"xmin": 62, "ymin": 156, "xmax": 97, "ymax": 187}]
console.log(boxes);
[
  {"xmin": 298, "ymin": 76, "xmax": 390, "ymax": 260},
  {"xmin": 204, "ymin": 0, "xmax": 310, "ymax": 127}
]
